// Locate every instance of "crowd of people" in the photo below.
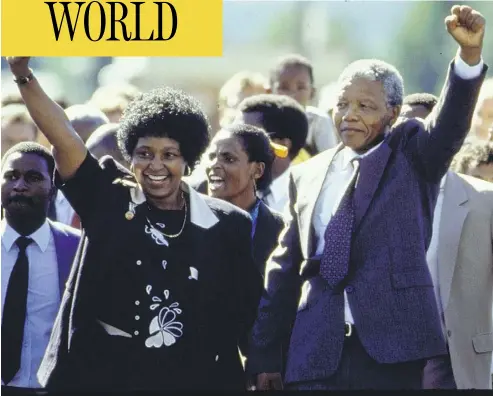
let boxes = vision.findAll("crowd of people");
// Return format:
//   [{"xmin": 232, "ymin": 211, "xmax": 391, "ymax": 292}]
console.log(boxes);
[{"xmin": 1, "ymin": 4, "xmax": 492, "ymax": 393}]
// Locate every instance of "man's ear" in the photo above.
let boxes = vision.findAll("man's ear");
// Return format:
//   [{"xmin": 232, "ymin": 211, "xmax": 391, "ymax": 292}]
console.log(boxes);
[{"xmin": 389, "ymin": 105, "xmax": 402, "ymax": 126}]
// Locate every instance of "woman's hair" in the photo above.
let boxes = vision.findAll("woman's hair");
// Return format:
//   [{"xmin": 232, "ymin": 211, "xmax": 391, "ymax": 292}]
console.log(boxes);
[
  {"xmin": 117, "ymin": 87, "xmax": 211, "ymax": 169},
  {"xmin": 222, "ymin": 123, "xmax": 275, "ymax": 191}
]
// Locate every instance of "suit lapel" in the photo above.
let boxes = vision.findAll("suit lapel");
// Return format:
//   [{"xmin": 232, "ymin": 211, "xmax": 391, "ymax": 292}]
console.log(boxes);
[
  {"xmin": 299, "ymin": 145, "xmax": 342, "ymax": 258},
  {"xmin": 353, "ymin": 142, "xmax": 392, "ymax": 231},
  {"xmin": 50, "ymin": 221, "xmax": 73, "ymax": 295},
  {"xmin": 438, "ymin": 172, "xmax": 469, "ymax": 311}
]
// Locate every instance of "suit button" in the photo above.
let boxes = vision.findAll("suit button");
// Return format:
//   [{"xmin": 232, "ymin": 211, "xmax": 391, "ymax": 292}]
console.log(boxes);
[
  {"xmin": 134, "ymin": 331, "xmax": 139, "ymax": 336},
  {"xmin": 345, "ymin": 286, "xmax": 354, "ymax": 293},
  {"xmin": 136, "ymin": 260, "xmax": 142, "ymax": 266},
  {"xmin": 447, "ymin": 330, "xmax": 452, "ymax": 337},
  {"xmin": 135, "ymin": 300, "xmax": 140, "ymax": 306},
  {"xmin": 215, "ymin": 355, "xmax": 219, "ymax": 362},
  {"xmin": 135, "ymin": 315, "xmax": 140, "ymax": 320}
]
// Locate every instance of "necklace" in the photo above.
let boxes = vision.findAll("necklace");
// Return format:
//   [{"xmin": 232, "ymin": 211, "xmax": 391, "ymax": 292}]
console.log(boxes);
[{"xmin": 145, "ymin": 193, "xmax": 188, "ymax": 241}]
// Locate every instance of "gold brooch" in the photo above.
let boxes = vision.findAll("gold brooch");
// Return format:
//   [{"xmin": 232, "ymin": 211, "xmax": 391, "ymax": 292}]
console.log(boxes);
[
  {"xmin": 125, "ymin": 202, "xmax": 137, "ymax": 220},
  {"xmin": 125, "ymin": 211, "xmax": 134, "ymax": 220}
]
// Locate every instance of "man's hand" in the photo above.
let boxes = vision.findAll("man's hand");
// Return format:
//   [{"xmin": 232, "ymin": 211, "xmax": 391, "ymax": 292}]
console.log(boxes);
[
  {"xmin": 445, "ymin": 5, "xmax": 485, "ymax": 66},
  {"xmin": 256, "ymin": 372, "xmax": 283, "ymax": 390},
  {"xmin": 6, "ymin": 57, "xmax": 31, "ymax": 78}
]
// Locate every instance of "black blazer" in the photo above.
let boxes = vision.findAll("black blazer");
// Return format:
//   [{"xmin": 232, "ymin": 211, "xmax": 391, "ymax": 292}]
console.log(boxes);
[
  {"xmin": 38, "ymin": 154, "xmax": 263, "ymax": 391},
  {"xmin": 252, "ymin": 201, "xmax": 285, "ymax": 276}
]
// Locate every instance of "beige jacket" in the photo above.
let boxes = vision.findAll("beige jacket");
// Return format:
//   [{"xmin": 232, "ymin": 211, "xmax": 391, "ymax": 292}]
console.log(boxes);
[{"xmin": 437, "ymin": 171, "xmax": 493, "ymax": 389}]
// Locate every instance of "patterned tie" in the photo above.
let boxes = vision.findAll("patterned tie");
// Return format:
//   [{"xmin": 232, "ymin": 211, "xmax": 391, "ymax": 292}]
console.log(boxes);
[
  {"xmin": 1, "ymin": 236, "xmax": 33, "ymax": 384},
  {"xmin": 320, "ymin": 159, "xmax": 360, "ymax": 287}
]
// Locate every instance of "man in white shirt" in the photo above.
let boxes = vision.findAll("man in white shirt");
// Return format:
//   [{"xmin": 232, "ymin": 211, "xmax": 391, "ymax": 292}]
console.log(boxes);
[
  {"xmin": 247, "ymin": 5, "xmax": 487, "ymax": 390},
  {"xmin": 235, "ymin": 94, "xmax": 309, "ymax": 213},
  {"xmin": 1, "ymin": 142, "xmax": 80, "ymax": 390}
]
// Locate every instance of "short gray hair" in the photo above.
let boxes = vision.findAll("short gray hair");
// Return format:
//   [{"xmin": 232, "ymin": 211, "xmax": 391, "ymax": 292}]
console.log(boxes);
[{"xmin": 338, "ymin": 59, "xmax": 404, "ymax": 108}]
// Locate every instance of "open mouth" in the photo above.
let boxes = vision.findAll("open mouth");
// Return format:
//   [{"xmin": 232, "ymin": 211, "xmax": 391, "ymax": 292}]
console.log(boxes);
[
  {"xmin": 144, "ymin": 174, "xmax": 169, "ymax": 186},
  {"xmin": 208, "ymin": 175, "xmax": 225, "ymax": 191}
]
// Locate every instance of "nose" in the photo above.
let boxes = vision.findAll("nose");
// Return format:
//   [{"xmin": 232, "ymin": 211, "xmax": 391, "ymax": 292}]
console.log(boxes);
[
  {"xmin": 13, "ymin": 177, "xmax": 28, "ymax": 192},
  {"xmin": 149, "ymin": 156, "xmax": 165, "ymax": 170},
  {"xmin": 341, "ymin": 104, "xmax": 359, "ymax": 121}
]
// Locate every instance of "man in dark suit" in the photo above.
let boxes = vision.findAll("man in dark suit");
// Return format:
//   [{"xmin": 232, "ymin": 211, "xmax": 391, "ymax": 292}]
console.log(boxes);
[
  {"xmin": 247, "ymin": 5, "xmax": 487, "ymax": 390},
  {"xmin": 1, "ymin": 142, "xmax": 80, "ymax": 393}
]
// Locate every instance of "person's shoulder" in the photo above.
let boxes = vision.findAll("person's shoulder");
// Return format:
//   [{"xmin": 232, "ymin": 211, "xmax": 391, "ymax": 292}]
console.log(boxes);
[
  {"xmin": 306, "ymin": 105, "xmax": 330, "ymax": 119},
  {"xmin": 201, "ymin": 194, "xmax": 251, "ymax": 223},
  {"xmin": 260, "ymin": 201, "xmax": 285, "ymax": 228},
  {"xmin": 291, "ymin": 146, "xmax": 339, "ymax": 177},
  {"xmin": 456, "ymin": 173, "xmax": 493, "ymax": 194},
  {"xmin": 48, "ymin": 220, "xmax": 82, "ymax": 239}
]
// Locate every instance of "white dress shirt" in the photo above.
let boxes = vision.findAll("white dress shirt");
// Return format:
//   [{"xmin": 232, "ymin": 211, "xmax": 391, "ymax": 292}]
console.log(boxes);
[
  {"xmin": 426, "ymin": 174, "xmax": 448, "ymax": 335},
  {"xmin": 264, "ymin": 168, "xmax": 291, "ymax": 213},
  {"xmin": 310, "ymin": 54, "xmax": 483, "ymax": 324},
  {"xmin": 55, "ymin": 190, "xmax": 75, "ymax": 226},
  {"xmin": 1, "ymin": 220, "xmax": 60, "ymax": 388},
  {"xmin": 313, "ymin": 143, "xmax": 382, "ymax": 324}
]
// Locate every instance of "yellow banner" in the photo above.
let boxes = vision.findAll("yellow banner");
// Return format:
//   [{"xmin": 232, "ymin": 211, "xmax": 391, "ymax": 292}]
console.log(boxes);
[{"xmin": 1, "ymin": 0, "xmax": 223, "ymax": 56}]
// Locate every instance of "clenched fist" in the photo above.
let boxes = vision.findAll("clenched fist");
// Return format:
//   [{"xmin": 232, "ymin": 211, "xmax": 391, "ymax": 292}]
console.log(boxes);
[
  {"xmin": 445, "ymin": 5, "xmax": 485, "ymax": 65},
  {"xmin": 6, "ymin": 56, "xmax": 31, "ymax": 78}
]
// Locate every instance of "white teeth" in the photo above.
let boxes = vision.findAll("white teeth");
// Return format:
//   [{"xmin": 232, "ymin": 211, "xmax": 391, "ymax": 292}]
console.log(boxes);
[
  {"xmin": 148, "ymin": 175, "xmax": 167, "ymax": 181},
  {"xmin": 209, "ymin": 176, "xmax": 223, "ymax": 181}
]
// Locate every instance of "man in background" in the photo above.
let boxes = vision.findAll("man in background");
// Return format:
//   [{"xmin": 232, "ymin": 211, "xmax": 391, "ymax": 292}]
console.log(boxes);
[
  {"xmin": 1, "ymin": 142, "xmax": 80, "ymax": 391},
  {"xmin": 402, "ymin": 93, "xmax": 493, "ymax": 389}
]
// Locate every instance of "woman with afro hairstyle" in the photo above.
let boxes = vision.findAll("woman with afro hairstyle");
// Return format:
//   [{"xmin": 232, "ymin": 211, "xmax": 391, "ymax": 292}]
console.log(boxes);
[{"xmin": 6, "ymin": 57, "xmax": 262, "ymax": 391}]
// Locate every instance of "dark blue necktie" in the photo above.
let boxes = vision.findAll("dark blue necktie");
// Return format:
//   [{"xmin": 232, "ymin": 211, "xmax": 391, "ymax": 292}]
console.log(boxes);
[
  {"xmin": 1, "ymin": 236, "xmax": 33, "ymax": 385},
  {"xmin": 320, "ymin": 159, "xmax": 360, "ymax": 287}
]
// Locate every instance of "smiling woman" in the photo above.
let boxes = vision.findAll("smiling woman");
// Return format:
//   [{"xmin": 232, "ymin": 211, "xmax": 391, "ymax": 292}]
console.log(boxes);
[
  {"xmin": 6, "ymin": 57, "xmax": 263, "ymax": 391},
  {"xmin": 204, "ymin": 123, "xmax": 285, "ymax": 275}
]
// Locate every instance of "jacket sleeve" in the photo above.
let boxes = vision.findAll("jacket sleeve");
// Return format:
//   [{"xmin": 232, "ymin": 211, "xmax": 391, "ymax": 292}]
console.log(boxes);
[
  {"xmin": 246, "ymin": 173, "xmax": 303, "ymax": 375},
  {"xmin": 403, "ymin": 60, "xmax": 488, "ymax": 183}
]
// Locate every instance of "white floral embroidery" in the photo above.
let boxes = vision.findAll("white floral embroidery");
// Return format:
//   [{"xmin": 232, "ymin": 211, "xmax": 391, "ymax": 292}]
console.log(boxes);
[
  {"xmin": 145, "ymin": 287, "xmax": 183, "ymax": 348},
  {"xmin": 145, "ymin": 223, "xmax": 169, "ymax": 246}
]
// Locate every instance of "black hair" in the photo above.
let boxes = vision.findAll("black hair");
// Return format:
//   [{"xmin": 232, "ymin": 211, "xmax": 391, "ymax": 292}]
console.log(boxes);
[
  {"xmin": 117, "ymin": 87, "xmax": 211, "ymax": 169},
  {"xmin": 237, "ymin": 94, "xmax": 309, "ymax": 159},
  {"xmin": 1, "ymin": 141, "xmax": 55, "ymax": 179},
  {"xmin": 222, "ymin": 123, "xmax": 275, "ymax": 191},
  {"xmin": 403, "ymin": 93, "xmax": 438, "ymax": 112},
  {"xmin": 270, "ymin": 53, "xmax": 314, "ymax": 85}
]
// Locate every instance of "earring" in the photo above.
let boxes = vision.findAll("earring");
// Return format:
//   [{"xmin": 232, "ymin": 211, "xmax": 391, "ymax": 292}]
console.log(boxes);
[
  {"xmin": 252, "ymin": 177, "xmax": 258, "ymax": 194},
  {"xmin": 184, "ymin": 165, "xmax": 191, "ymax": 177}
]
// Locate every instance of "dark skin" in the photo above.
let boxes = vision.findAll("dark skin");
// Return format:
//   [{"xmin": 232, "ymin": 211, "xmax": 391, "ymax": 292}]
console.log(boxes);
[
  {"xmin": 1, "ymin": 152, "xmax": 55, "ymax": 236},
  {"xmin": 400, "ymin": 104, "xmax": 433, "ymax": 120},
  {"xmin": 269, "ymin": 65, "xmax": 315, "ymax": 108},
  {"xmin": 131, "ymin": 136, "xmax": 186, "ymax": 210},
  {"xmin": 205, "ymin": 129, "xmax": 264, "ymax": 211},
  {"xmin": 254, "ymin": 4, "xmax": 486, "ymax": 390},
  {"xmin": 333, "ymin": 77, "xmax": 400, "ymax": 154},
  {"xmin": 235, "ymin": 111, "xmax": 292, "ymax": 180}
]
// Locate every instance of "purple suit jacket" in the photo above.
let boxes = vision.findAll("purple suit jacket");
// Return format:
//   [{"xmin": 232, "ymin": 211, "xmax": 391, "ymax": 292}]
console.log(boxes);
[
  {"xmin": 247, "ymin": 61, "xmax": 488, "ymax": 385},
  {"xmin": 49, "ymin": 220, "xmax": 80, "ymax": 294}
]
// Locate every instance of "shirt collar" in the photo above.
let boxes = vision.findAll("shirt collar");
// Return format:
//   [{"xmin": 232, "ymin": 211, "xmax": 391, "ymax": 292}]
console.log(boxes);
[
  {"xmin": 1, "ymin": 219, "xmax": 51, "ymax": 253},
  {"xmin": 269, "ymin": 168, "xmax": 291, "ymax": 202},
  {"xmin": 440, "ymin": 173, "xmax": 448, "ymax": 190},
  {"xmin": 129, "ymin": 181, "xmax": 219, "ymax": 230},
  {"xmin": 341, "ymin": 141, "xmax": 384, "ymax": 170}
]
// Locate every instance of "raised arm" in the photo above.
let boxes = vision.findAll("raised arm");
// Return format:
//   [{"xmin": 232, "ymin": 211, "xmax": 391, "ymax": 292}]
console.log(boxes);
[
  {"xmin": 6, "ymin": 57, "xmax": 87, "ymax": 180},
  {"xmin": 405, "ymin": 6, "xmax": 487, "ymax": 182}
]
